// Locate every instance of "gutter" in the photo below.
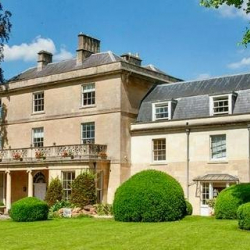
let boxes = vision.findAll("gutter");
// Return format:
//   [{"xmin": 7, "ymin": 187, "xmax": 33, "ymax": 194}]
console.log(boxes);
[
  {"xmin": 248, "ymin": 124, "xmax": 250, "ymax": 182},
  {"xmin": 186, "ymin": 128, "xmax": 190, "ymax": 200}
]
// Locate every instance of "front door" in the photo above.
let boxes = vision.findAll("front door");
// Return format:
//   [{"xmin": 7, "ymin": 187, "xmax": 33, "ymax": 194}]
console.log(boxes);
[{"xmin": 34, "ymin": 183, "xmax": 46, "ymax": 200}]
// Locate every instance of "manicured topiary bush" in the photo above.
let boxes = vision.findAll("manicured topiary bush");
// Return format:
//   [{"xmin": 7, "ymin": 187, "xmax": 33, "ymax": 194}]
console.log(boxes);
[
  {"xmin": 237, "ymin": 202, "xmax": 250, "ymax": 230},
  {"xmin": 10, "ymin": 197, "xmax": 49, "ymax": 222},
  {"xmin": 113, "ymin": 170, "xmax": 186, "ymax": 222},
  {"xmin": 215, "ymin": 183, "xmax": 250, "ymax": 219},
  {"xmin": 70, "ymin": 172, "xmax": 97, "ymax": 208},
  {"xmin": 185, "ymin": 200, "xmax": 193, "ymax": 215},
  {"xmin": 45, "ymin": 177, "xmax": 63, "ymax": 207}
]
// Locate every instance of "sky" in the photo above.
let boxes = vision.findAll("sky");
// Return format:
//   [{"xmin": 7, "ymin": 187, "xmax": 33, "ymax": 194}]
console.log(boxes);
[{"xmin": 2, "ymin": 0, "xmax": 250, "ymax": 81}]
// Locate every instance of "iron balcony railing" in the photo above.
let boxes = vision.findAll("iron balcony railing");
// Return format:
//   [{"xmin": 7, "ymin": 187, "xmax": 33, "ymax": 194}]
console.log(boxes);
[{"xmin": 0, "ymin": 144, "xmax": 107, "ymax": 163}]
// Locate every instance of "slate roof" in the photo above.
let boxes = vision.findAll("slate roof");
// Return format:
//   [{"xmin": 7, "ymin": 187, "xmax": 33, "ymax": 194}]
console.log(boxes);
[
  {"xmin": 137, "ymin": 73, "xmax": 250, "ymax": 122},
  {"xmin": 8, "ymin": 51, "xmax": 171, "ymax": 83}
]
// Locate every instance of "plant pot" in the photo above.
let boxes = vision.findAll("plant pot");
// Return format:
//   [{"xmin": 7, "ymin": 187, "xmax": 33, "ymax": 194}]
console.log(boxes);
[{"xmin": 70, "ymin": 155, "xmax": 74, "ymax": 159}]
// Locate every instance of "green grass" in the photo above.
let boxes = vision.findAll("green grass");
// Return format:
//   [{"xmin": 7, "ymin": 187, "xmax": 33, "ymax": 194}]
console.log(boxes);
[{"xmin": 0, "ymin": 216, "xmax": 249, "ymax": 250}]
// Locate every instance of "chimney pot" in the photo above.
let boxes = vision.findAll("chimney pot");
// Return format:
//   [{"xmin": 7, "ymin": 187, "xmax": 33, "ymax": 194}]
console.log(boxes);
[
  {"xmin": 76, "ymin": 33, "xmax": 100, "ymax": 66},
  {"xmin": 121, "ymin": 53, "xmax": 142, "ymax": 66},
  {"xmin": 37, "ymin": 50, "xmax": 53, "ymax": 71}
]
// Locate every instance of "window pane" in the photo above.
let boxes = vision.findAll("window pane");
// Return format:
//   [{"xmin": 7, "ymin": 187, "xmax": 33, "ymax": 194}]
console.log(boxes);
[
  {"xmin": 211, "ymin": 135, "xmax": 226, "ymax": 159},
  {"xmin": 155, "ymin": 103, "xmax": 168, "ymax": 120},
  {"xmin": 82, "ymin": 84, "xmax": 95, "ymax": 106},
  {"xmin": 33, "ymin": 127, "xmax": 44, "ymax": 147},
  {"xmin": 153, "ymin": 139, "xmax": 166, "ymax": 161},
  {"xmin": 82, "ymin": 122, "xmax": 95, "ymax": 144},
  {"xmin": 33, "ymin": 92, "xmax": 44, "ymax": 112},
  {"xmin": 62, "ymin": 171, "xmax": 75, "ymax": 201}
]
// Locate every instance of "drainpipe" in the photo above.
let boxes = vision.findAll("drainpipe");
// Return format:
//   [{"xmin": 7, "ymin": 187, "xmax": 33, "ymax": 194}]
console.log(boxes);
[
  {"xmin": 186, "ymin": 128, "xmax": 190, "ymax": 200},
  {"xmin": 248, "ymin": 124, "xmax": 250, "ymax": 182}
]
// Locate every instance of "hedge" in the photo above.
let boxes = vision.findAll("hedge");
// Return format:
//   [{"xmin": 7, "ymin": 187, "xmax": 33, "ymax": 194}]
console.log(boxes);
[
  {"xmin": 113, "ymin": 170, "xmax": 186, "ymax": 222},
  {"xmin": 10, "ymin": 197, "xmax": 49, "ymax": 222},
  {"xmin": 237, "ymin": 202, "xmax": 250, "ymax": 230},
  {"xmin": 185, "ymin": 200, "xmax": 193, "ymax": 215},
  {"xmin": 215, "ymin": 183, "xmax": 250, "ymax": 219}
]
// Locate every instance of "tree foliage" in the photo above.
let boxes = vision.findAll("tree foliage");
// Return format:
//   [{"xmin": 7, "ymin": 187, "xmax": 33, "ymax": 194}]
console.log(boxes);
[
  {"xmin": 200, "ymin": 0, "xmax": 250, "ymax": 46},
  {"xmin": 0, "ymin": 3, "xmax": 11, "ymax": 83}
]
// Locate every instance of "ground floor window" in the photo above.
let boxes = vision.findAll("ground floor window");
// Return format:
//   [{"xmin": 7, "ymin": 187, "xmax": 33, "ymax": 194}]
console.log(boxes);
[{"xmin": 62, "ymin": 171, "xmax": 75, "ymax": 201}]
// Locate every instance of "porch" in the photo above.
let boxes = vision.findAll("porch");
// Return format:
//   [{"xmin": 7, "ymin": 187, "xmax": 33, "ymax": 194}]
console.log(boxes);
[{"xmin": 0, "ymin": 144, "xmax": 110, "ymax": 214}]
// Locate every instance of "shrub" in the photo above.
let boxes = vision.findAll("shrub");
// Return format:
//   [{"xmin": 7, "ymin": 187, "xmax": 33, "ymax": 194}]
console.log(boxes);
[
  {"xmin": 10, "ymin": 197, "xmax": 49, "ymax": 222},
  {"xmin": 70, "ymin": 172, "xmax": 97, "ymax": 208},
  {"xmin": 45, "ymin": 177, "xmax": 63, "ymax": 207},
  {"xmin": 185, "ymin": 200, "xmax": 193, "ymax": 215},
  {"xmin": 113, "ymin": 170, "xmax": 186, "ymax": 222},
  {"xmin": 94, "ymin": 203, "xmax": 113, "ymax": 216},
  {"xmin": 50, "ymin": 200, "xmax": 72, "ymax": 212},
  {"xmin": 237, "ymin": 202, "xmax": 250, "ymax": 230},
  {"xmin": 215, "ymin": 183, "xmax": 250, "ymax": 219}
]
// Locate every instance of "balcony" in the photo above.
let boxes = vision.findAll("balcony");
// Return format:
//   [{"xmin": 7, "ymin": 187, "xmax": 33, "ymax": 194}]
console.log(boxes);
[{"xmin": 0, "ymin": 144, "xmax": 107, "ymax": 164}]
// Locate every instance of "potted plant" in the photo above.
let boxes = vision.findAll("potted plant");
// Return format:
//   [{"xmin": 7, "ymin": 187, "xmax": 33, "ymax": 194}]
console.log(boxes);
[
  {"xmin": 61, "ymin": 150, "xmax": 74, "ymax": 159},
  {"xmin": 98, "ymin": 151, "xmax": 107, "ymax": 159},
  {"xmin": 35, "ymin": 151, "xmax": 46, "ymax": 160},
  {"xmin": 13, "ymin": 152, "xmax": 23, "ymax": 161}
]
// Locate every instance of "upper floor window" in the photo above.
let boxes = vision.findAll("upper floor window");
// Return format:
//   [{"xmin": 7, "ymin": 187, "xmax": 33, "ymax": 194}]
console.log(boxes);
[
  {"xmin": 210, "ymin": 134, "xmax": 226, "ymax": 160},
  {"xmin": 82, "ymin": 122, "xmax": 95, "ymax": 144},
  {"xmin": 209, "ymin": 93, "xmax": 236, "ymax": 116},
  {"xmin": 82, "ymin": 83, "xmax": 95, "ymax": 106},
  {"xmin": 153, "ymin": 138, "xmax": 166, "ymax": 161},
  {"xmin": 33, "ymin": 127, "xmax": 44, "ymax": 147},
  {"xmin": 33, "ymin": 92, "xmax": 44, "ymax": 113},
  {"xmin": 152, "ymin": 101, "xmax": 176, "ymax": 121}
]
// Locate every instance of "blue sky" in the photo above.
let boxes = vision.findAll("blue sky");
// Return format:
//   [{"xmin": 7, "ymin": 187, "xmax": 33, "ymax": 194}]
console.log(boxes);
[{"xmin": 2, "ymin": 0, "xmax": 250, "ymax": 81}]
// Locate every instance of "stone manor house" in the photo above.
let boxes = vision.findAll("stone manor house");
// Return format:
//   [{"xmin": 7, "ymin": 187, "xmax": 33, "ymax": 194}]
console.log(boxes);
[{"xmin": 0, "ymin": 33, "xmax": 249, "ymax": 215}]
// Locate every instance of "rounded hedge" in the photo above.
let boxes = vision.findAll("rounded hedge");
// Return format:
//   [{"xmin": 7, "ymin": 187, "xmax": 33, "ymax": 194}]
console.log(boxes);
[
  {"xmin": 10, "ymin": 197, "xmax": 49, "ymax": 222},
  {"xmin": 237, "ymin": 202, "xmax": 250, "ymax": 230},
  {"xmin": 113, "ymin": 170, "xmax": 186, "ymax": 222},
  {"xmin": 185, "ymin": 200, "xmax": 193, "ymax": 215},
  {"xmin": 215, "ymin": 183, "xmax": 250, "ymax": 219}
]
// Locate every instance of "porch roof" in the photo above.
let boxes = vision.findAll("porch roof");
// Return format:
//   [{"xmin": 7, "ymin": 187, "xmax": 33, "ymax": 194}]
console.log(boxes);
[{"xmin": 193, "ymin": 174, "xmax": 239, "ymax": 182}]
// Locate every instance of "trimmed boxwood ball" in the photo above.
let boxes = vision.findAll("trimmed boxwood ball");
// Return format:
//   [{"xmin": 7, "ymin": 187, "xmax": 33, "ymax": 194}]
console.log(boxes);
[
  {"xmin": 113, "ymin": 170, "xmax": 186, "ymax": 222},
  {"xmin": 10, "ymin": 197, "xmax": 49, "ymax": 222},
  {"xmin": 215, "ymin": 183, "xmax": 250, "ymax": 220},
  {"xmin": 237, "ymin": 202, "xmax": 250, "ymax": 230},
  {"xmin": 185, "ymin": 200, "xmax": 193, "ymax": 215}
]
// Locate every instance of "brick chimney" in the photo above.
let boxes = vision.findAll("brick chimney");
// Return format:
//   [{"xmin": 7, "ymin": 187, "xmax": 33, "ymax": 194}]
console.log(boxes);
[
  {"xmin": 121, "ymin": 53, "xmax": 142, "ymax": 66},
  {"xmin": 37, "ymin": 50, "xmax": 53, "ymax": 71},
  {"xmin": 76, "ymin": 33, "xmax": 100, "ymax": 66}
]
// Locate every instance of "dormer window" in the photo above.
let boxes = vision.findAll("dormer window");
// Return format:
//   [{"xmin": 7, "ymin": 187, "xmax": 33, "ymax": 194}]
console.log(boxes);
[
  {"xmin": 152, "ymin": 101, "xmax": 176, "ymax": 121},
  {"xmin": 209, "ymin": 93, "xmax": 236, "ymax": 116}
]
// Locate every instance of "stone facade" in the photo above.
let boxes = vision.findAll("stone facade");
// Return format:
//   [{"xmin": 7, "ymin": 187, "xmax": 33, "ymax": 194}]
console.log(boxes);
[{"xmin": 0, "ymin": 33, "xmax": 179, "ymax": 213}]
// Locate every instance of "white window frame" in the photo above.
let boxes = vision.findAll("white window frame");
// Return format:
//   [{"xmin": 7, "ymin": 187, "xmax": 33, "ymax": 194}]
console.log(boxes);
[
  {"xmin": 82, "ymin": 83, "xmax": 95, "ymax": 107},
  {"xmin": 209, "ymin": 94, "xmax": 236, "ymax": 116},
  {"xmin": 152, "ymin": 101, "xmax": 174, "ymax": 121},
  {"xmin": 33, "ymin": 92, "xmax": 44, "ymax": 113},
  {"xmin": 152, "ymin": 138, "xmax": 166, "ymax": 163},
  {"xmin": 62, "ymin": 171, "xmax": 75, "ymax": 201},
  {"xmin": 81, "ymin": 122, "xmax": 95, "ymax": 144},
  {"xmin": 210, "ymin": 134, "xmax": 227, "ymax": 161},
  {"xmin": 32, "ymin": 127, "xmax": 44, "ymax": 148}
]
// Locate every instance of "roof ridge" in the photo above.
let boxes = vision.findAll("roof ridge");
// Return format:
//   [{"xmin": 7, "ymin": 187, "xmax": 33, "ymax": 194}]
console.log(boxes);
[{"xmin": 108, "ymin": 51, "xmax": 116, "ymax": 62}]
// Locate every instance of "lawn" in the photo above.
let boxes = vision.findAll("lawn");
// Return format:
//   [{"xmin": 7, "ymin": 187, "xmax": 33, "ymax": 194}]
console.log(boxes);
[{"xmin": 0, "ymin": 216, "xmax": 249, "ymax": 250}]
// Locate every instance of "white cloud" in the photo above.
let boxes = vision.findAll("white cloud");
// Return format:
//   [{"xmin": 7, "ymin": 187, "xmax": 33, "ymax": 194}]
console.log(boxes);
[
  {"xmin": 228, "ymin": 57, "xmax": 250, "ymax": 69},
  {"xmin": 217, "ymin": 1, "xmax": 250, "ymax": 20},
  {"xmin": 3, "ymin": 36, "xmax": 73, "ymax": 62},
  {"xmin": 196, "ymin": 73, "xmax": 211, "ymax": 80},
  {"xmin": 54, "ymin": 48, "xmax": 74, "ymax": 61}
]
